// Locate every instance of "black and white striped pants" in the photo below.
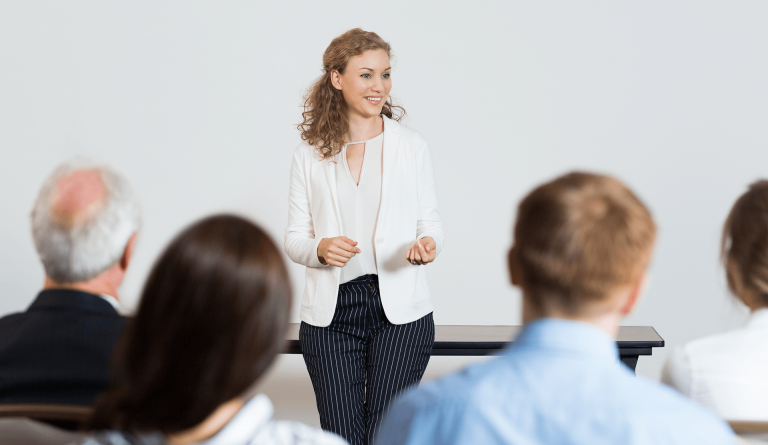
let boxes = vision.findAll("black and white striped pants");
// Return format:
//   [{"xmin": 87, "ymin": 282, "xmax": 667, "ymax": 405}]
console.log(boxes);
[{"xmin": 299, "ymin": 274, "xmax": 434, "ymax": 445}]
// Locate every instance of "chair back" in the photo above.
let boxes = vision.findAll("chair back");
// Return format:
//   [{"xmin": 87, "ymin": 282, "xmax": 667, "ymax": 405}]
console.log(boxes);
[
  {"xmin": 729, "ymin": 421, "xmax": 768, "ymax": 444},
  {"xmin": 0, "ymin": 403, "xmax": 92, "ymax": 431},
  {"xmin": 0, "ymin": 418, "xmax": 87, "ymax": 445},
  {"xmin": 730, "ymin": 421, "xmax": 768, "ymax": 434}
]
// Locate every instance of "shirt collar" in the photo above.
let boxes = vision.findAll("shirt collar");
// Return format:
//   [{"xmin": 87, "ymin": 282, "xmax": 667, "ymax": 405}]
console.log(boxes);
[
  {"xmin": 508, "ymin": 318, "xmax": 619, "ymax": 362},
  {"xmin": 747, "ymin": 307, "xmax": 768, "ymax": 329},
  {"xmin": 200, "ymin": 394, "xmax": 273, "ymax": 445},
  {"xmin": 30, "ymin": 289, "xmax": 119, "ymax": 315},
  {"xmin": 98, "ymin": 293, "xmax": 120, "ymax": 311}
]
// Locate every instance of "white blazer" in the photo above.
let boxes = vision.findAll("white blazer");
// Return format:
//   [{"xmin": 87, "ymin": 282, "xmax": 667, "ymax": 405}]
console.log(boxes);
[
  {"xmin": 285, "ymin": 116, "xmax": 444, "ymax": 327},
  {"xmin": 662, "ymin": 307, "xmax": 768, "ymax": 421}
]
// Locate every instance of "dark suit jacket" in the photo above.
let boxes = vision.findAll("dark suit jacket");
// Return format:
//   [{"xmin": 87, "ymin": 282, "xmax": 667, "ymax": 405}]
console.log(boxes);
[{"xmin": 0, "ymin": 289, "xmax": 126, "ymax": 405}]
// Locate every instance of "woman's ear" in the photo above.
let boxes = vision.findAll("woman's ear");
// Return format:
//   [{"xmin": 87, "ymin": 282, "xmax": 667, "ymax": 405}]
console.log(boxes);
[
  {"xmin": 330, "ymin": 70, "xmax": 343, "ymax": 90},
  {"xmin": 508, "ymin": 245, "xmax": 523, "ymax": 287}
]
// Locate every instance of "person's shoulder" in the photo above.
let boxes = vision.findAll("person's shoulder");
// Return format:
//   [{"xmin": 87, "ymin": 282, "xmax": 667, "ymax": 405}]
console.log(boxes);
[
  {"xmin": 0, "ymin": 295, "xmax": 39, "ymax": 326},
  {"xmin": 0, "ymin": 310, "xmax": 26, "ymax": 327},
  {"xmin": 624, "ymin": 374, "xmax": 734, "ymax": 441},
  {"xmin": 106, "ymin": 313, "xmax": 128, "ymax": 332},
  {"xmin": 0, "ymin": 309, "xmax": 41, "ymax": 343},
  {"xmin": 292, "ymin": 140, "xmax": 320, "ymax": 158},
  {"xmin": 257, "ymin": 420, "xmax": 347, "ymax": 445},
  {"xmin": 378, "ymin": 373, "xmax": 471, "ymax": 444},
  {"xmin": 386, "ymin": 118, "xmax": 428, "ymax": 148},
  {"xmin": 396, "ymin": 359, "xmax": 499, "ymax": 412},
  {"xmin": 665, "ymin": 326, "xmax": 758, "ymax": 382},
  {"xmin": 378, "ymin": 360, "xmax": 521, "ymax": 444},
  {"xmin": 683, "ymin": 325, "xmax": 754, "ymax": 358}
]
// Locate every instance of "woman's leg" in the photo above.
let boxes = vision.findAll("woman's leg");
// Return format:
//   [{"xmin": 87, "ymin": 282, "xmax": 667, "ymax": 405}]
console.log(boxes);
[
  {"xmin": 365, "ymin": 312, "xmax": 435, "ymax": 444},
  {"xmin": 299, "ymin": 278, "xmax": 375, "ymax": 445}
]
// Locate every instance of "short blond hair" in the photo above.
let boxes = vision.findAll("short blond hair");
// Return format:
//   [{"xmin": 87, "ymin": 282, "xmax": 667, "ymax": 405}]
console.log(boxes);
[{"xmin": 513, "ymin": 172, "xmax": 656, "ymax": 315}]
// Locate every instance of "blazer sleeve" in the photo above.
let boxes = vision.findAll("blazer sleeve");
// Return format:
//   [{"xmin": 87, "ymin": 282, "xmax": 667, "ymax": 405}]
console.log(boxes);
[
  {"xmin": 284, "ymin": 146, "xmax": 327, "ymax": 268},
  {"xmin": 414, "ymin": 134, "xmax": 445, "ymax": 256}
]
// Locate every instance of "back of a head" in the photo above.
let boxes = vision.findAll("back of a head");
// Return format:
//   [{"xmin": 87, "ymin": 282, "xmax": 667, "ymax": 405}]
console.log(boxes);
[
  {"xmin": 31, "ymin": 161, "xmax": 141, "ymax": 283},
  {"xmin": 513, "ymin": 172, "xmax": 657, "ymax": 316},
  {"xmin": 722, "ymin": 180, "xmax": 768, "ymax": 309},
  {"xmin": 89, "ymin": 215, "xmax": 292, "ymax": 435}
]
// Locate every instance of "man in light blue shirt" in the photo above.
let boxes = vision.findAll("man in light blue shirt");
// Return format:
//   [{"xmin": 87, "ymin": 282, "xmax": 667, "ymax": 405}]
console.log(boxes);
[{"xmin": 377, "ymin": 172, "xmax": 734, "ymax": 445}]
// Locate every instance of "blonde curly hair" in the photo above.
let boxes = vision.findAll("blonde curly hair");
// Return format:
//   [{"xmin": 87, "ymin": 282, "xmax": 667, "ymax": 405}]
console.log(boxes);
[{"xmin": 298, "ymin": 28, "xmax": 405, "ymax": 160}]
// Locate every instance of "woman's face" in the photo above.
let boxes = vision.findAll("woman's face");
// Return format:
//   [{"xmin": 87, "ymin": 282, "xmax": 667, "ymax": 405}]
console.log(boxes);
[{"xmin": 332, "ymin": 49, "xmax": 392, "ymax": 120}]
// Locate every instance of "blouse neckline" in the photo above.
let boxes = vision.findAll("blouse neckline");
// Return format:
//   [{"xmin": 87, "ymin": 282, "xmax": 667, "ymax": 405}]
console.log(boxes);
[{"xmin": 345, "ymin": 131, "xmax": 384, "ymax": 147}]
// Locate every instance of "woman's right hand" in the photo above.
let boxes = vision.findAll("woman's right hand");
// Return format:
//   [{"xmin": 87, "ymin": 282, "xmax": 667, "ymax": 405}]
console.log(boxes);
[{"xmin": 317, "ymin": 237, "xmax": 361, "ymax": 267}]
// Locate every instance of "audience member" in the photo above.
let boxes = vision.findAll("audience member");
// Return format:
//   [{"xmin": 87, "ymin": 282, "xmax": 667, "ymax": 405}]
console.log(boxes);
[
  {"xmin": 663, "ymin": 180, "xmax": 768, "ymax": 421},
  {"xmin": 81, "ymin": 215, "xmax": 346, "ymax": 445},
  {"xmin": 0, "ymin": 162, "xmax": 140, "ymax": 405},
  {"xmin": 377, "ymin": 172, "xmax": 735, "ymax": 444}
]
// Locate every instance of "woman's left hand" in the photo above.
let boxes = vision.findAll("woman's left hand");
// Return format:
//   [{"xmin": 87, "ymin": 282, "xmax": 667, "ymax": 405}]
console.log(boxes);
[{"xmin": 406, "ymin": 237, "xmax": 436, "ymax": 266}]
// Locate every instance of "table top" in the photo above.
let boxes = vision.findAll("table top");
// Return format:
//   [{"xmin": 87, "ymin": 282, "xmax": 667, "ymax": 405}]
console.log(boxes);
[{"xmin": 285, "ymin": 324, "xmax": 664, "ymax": 351}]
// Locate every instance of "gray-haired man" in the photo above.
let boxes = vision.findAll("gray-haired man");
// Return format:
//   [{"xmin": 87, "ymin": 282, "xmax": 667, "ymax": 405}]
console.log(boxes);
[{"xmin": 0, "ymin": 162, "xmax": 141, "ymax": 405}]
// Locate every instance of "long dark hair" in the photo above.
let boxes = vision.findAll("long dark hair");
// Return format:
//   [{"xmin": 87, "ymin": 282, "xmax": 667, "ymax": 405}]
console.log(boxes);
[
  {"xmin": 89, "ymin": 215, "xmax": 291, "ymax": 434},
  {"xmin": 722, "ymin": 180, "xmax": 768, "ymax": 309}
]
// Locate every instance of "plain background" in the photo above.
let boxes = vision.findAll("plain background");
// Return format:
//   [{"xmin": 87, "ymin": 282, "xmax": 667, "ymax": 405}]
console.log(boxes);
[{"xmin": 2, "ymin": 1, "xmax": 767, "ymax": 427}]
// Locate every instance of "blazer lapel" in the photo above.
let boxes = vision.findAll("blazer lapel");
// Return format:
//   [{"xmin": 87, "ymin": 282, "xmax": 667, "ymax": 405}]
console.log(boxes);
[
  {"xmin": 324, "ymin": 154, "xmax": 344, "ymax": 234},
  {"xmin": 380, "ymin": 116, "xmax": 401, "ymax": 223}
]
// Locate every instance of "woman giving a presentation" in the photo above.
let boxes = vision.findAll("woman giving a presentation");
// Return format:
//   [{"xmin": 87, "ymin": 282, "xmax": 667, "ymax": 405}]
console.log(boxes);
[{"xmin": 284, "ymin": 28, "xmax": 444, "ymax": 445}]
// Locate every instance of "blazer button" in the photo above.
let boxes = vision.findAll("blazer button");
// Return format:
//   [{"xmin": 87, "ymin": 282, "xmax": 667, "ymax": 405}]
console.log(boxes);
[{"xmin": 376, "ymin": 237, "xmax": 384, "ymax": 244}]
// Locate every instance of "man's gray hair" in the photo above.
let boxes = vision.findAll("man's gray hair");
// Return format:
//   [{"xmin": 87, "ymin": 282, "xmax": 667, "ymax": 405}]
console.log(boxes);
[{"xmin": 31, "ymin": 161, "xmax": 141, "ymax": 284}]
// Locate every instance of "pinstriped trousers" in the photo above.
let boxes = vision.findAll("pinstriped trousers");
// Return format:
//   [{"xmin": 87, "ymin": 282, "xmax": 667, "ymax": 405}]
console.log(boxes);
[{"xmin": 299, "ymin": 274, "xmax": 435, "ymax": 445}]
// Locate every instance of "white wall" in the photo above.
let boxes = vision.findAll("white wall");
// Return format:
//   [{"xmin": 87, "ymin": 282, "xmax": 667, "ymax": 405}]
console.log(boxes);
[{"xmin": 2, "ymin": 0, "xmax": 767, "ymax": 427}]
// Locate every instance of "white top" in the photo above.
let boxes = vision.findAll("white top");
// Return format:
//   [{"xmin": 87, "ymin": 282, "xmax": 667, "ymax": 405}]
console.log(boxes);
[
  {"xmin": 198, "ymin": 394, "xmax": 346, "ymax": 445},
  {"xmin": 335, "ymin": 132, "xmax": 383, "ymax": 284},
  {"xmin": 662, "ymin": 307, "xmax": 768, "ymax": 421},
  {"xmin": 80, "ymin": 394, "xmax": 347, "ymax": 445}
]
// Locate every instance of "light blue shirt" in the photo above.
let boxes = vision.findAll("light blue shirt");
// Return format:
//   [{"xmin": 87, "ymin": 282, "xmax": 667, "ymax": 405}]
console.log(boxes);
[{"xmin": 377, "ymin": 319, "xmax": 734, "ymax": 445}]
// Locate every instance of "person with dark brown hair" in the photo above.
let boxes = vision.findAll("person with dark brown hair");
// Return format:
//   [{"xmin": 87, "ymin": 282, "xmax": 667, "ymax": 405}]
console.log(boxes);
[
  {"xmin": 663, "ymin": 180, "xmax": 768, "ymax": 421},
  {"xmin": 285, "ymin": 28, "xmax": 443, "ymax": 444},
  {"xmin": 80, "ymin": 215, "xmax": 346, "ymax": 445},
  {"xmin": 377, "ymin": 172, "xmax": 734, "ymax": 445}
]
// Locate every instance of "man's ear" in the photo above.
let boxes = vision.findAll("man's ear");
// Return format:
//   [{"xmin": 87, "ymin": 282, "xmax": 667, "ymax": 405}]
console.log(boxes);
[
  {"xmin": 120, "ymin": 232, "xmax": 138, "ymax": 272},
  {"xmin": 619, "ymin": 274, "xmax": 648, "ymax": 316},
  {"xmin": 331, "ymin": 70, "xmax": 343, "ymax": 90},
  {"xmin": 508, "ymin": 244, "xmax": 523, "ymax": 287}
]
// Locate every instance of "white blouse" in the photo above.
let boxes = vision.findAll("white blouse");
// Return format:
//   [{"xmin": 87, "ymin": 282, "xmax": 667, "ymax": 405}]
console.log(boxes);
[
  {"xmin": 662, "ymin": 307, "xmax": 768, "ymax": 421},
  {"xmin": 335, "ymin": 132, "xmax": 383, "ymax": 284},
  {"xmin": 79, "ymin": 394, "xmax": 346, "ymax": 445}
]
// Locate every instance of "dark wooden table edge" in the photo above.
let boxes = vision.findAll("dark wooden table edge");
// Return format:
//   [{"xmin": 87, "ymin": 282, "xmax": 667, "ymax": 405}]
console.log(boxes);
[
  {"xmin": 283, "ymin": 325, "xmax": 664, "ymax": 373},
  {"xmin": 284, "ymin": 343, "xmax": 656, "ymax": 356}
]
